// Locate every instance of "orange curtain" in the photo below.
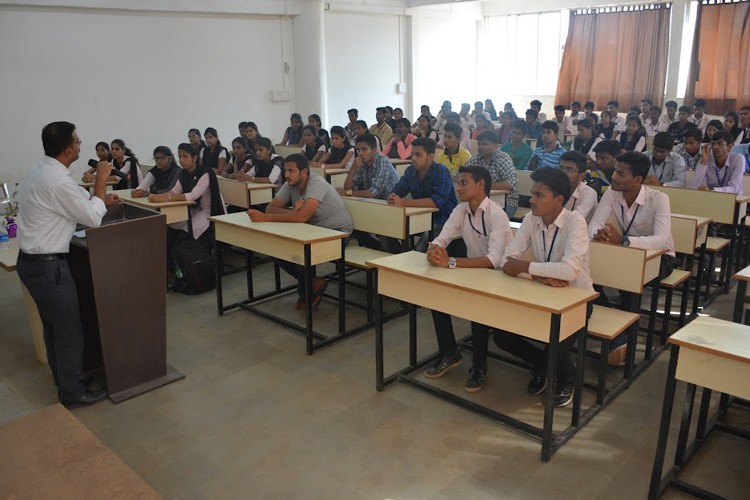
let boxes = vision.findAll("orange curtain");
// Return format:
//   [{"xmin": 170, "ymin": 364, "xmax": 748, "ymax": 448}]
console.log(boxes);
[
  {"xmin": 687, "ymin": 0, "xmax": 750, "ymax": 114},
  {"xmin": 555, "ymin": 5, "xmax": 670, "ymax": 110}
]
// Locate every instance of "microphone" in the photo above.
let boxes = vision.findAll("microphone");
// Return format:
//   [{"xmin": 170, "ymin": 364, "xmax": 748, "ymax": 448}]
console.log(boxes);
[{"xmin": 88, "ymin": 159, "xmax": 128, "ymax": 180}]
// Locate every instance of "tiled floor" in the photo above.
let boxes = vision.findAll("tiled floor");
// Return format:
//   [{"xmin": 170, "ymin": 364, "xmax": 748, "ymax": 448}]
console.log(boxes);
[{"xmin": 2, "ymin": 259, "xmax": 750, "ymax": 499}]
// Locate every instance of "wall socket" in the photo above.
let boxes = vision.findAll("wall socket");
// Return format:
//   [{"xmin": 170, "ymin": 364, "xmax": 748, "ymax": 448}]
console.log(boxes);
[
  {"xmin": 272, "ymin": 89, "xmax": 292, "ymax": 102},
  {"xmin": 397, "ymin": 82, "xmax": 407, "ymax": 94}
]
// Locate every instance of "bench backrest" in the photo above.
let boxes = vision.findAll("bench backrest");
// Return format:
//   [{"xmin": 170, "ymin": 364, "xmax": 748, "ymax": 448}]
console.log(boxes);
[
  {"xmin": 216, "ymin": 177, "xmax": 249, "ymax": 208},
  {"xmin": 589, "ymin": 241, "xmax": 649, "ymax": 293},
  {"xmin": 342, "ymin": 198, "xmax": 406, "ymax": 239},
  {"xmin": 650, "ymin": 185, "xmax": 736, "ymax": 224},
  {"xmin": 516, "ymin": 169, "xmax": 533, "ymax": 197}
]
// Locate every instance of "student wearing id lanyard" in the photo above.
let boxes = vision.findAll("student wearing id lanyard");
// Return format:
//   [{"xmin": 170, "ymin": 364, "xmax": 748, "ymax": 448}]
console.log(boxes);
[
  {"xmin": 690, "ymin": 130, "xmax": 745, "ymax": 194},
  {"xmin": 422, "ymin": 165, "xmax": 513, "ymax": 392},
  {"xmin": 588, "ymin": 151, "xmax": 675, "ymax": 365},
  {"xmin": 644, "ymin": 132, "xmax": 687, "ymax": 187},
  {"xmin": 493, "ymin": 167, "xmax": 594, "ymax": 407},
  {"xmin": 560, "ymin": 151, "xmax": 598, "ymax": 223}
]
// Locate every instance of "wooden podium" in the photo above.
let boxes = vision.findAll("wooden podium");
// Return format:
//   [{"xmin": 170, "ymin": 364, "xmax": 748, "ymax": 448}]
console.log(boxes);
[{"xmin": 68, "ymin": 203, "xmax": 184, "ymax": 402}]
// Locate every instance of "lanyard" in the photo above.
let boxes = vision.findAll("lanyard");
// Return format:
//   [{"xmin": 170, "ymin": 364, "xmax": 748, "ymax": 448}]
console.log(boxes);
[
  {"xmin": 652, "ymin": 158, "xmax": 666, "ymax": 183},
  {"xmin": 467, "ymin": 211, "xmax": 487, "ymax": 237},
  {"xmin": 620, "ymin": 204, "xmax": 640, "ymax": 236},
  {"xmin": 714, "ymin": 166, "xmax": 727, "ymax": 188},
  {"xmin": 542, "ymin": 226, "xmax": 560, "ymax": 263},
  {"xmin": 570, "ymin": 197, "xmax": 577, "ymax": 211}
]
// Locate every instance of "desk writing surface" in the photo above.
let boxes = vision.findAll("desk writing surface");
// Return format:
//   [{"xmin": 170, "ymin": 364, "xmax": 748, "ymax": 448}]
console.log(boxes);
[
  {"xmin": 0, "ymin": 238, "xmax": 19, "ymax": 271},
  {"xmin": 671, "ymin": 213, "xmax": 712, "ymax": 228},
  {"xmin": 210, "ymin": 212, "xmax": 346, "ymax": 244},
  {"xmin": 113, "ymin": 189, "xmax": 193, "ymax": 208},
  {"xmin": 216, "ymin": 177, "xmax": 273, "ymax": 208},
  {"xmin": 344, "ymin": 197, "xmax": 437, "ymax": 216},
  {"xmin": 391, "ymin": 159, "xmax": 411, "ymax": 166},
  {"xmin": 669, "ymin": 316, "xmax": 750, "ymax": 364},
  {"xmin": 369, "ymin": 251, "xmax": 598, "ymax": 314},
  {"xmin": 733, "ymin": 264, "xmax": 750, "ymax": 282},
  {"xmin": 79, "ymin": 180, "xmax": 117, "ymax": 188}
]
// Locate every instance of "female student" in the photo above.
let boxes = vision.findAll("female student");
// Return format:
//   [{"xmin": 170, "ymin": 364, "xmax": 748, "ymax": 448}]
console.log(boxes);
[
  {"xmin": 281, "ymin": 113, "xmax": 304, "ymax": 146},
  {"xmin": 238, "ymin": 137, "xmax": 284, "ymax": 185},
  {"xmin": 110, "ymin": 139, "xmax": 143, "ymax": 190},
  {"xmin": 149, "ymin": 143, "xmax": 225, "ymax": 250},
  {"xmin": 414, "ymin": 114, "xmax": 439, "ymax": 141},
  {"xmin": 495, "ymin": 111, "xmax": 514, "ymax": 145},
  {"xmin": 222, "ymin": 137, "xmax": 253, "ymax": 178},
  {"xmin": 725, "ymin": 111, "xmax": 742, "ymax": 141},
  {"xmin": 484, "ymin": 99, "xmax": 498, "ymax": 121},
  {"xmin": 245, "ymin": 121, "xmax": 261, "ymax": 159},
  {"xmin": 81, "ymin": 142, "xmax": 114, "ymax": 182},
  {"xmin": 301, "ymin": 125, "xmax": 327, "ymax": 163},
  {"xmin": 200, "ymin": 127, "xmax": 229, "ymax": 175},
  {"xmin": 132, "ymin": 146, "xmax": 182, "ymax": 197},
  {"xmin": 703, "ymin": 119, "xmax": 724, "ymax": 143},
  {"xmin": 308, "ymin": 114, "xmax": 330, "ymax": 148},
  {"xmin": 314, "ymin": 126, "xmax": 354, "ymax": 170},
  {"xmin": 471, "ymin": 114, "xmax": 492, "ymax": 140},
  {"xmin": 188, "ymin": 128, "xmax": 207, "ymax": 158},
  {"xmin": 619, "ymin": 116, "xmax": 647, "ymax": 153},
  {"xmin": 596, "ymin": 110, "xmax": 619, "ymax": 141}
]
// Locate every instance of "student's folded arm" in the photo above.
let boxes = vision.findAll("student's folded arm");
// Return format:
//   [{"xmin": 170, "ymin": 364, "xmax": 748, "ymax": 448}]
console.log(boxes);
[
  {"xmin": 136, "ymin": 172, "xmax": 155, "ymax": 192},
  {"xmin": 588, "ymin": 197, "xmax": 613, "ymax": 239},
  {"xmin": 500, "ymin": 218, "xmax": 532, "ymax": 267},
  {"xmin": 528, "ymin": 217, "xmax": 588, "ymax": 282},
  {"xmin": 431, "ymin": 208, "xmax": 462, "ymax": 249},
  {"xmin": 486, "ymin": 224, "xmax": 511, "ymax": 269}
]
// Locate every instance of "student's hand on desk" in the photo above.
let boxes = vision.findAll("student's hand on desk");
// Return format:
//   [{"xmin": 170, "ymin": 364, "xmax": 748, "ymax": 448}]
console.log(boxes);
[
  {"xmin": 426, "ymin": 244, "xmax": 448, "ymax": 267},
  {"xmin": 131, "ymin": 189, "xmax": 147, "ymax": 198},
  {"xmin": 247, "ymin": 209, "xmax": 267, "ymax": 222},
  {"xmin": 697, "ymin": 185, "xmax": 710, "ymax": 191},
  {"xmin": 502, "ymin": 257, "xmax": 530, "ymax": 276},
  {"xmin": 593, "ymin": 224, "xmax": 612, "ymax": 243},
  {"xmin": 644, "ymin": 175, "xmax": 661, "ymax": 186},
  {"xmin": 387, "ymin": 194, "xmax": 403, "ymax": 207},
  {"xmin": 104, "ymin": 194, "xmax": 121, "ymax": 207},
  {"xmin": 148, "ymin": 193, "xmax": 168, "ymax": 203},
  {"xmin": 82, "ymin": 172, "xmax": 95, "ymax": 183},
  {"xmin": 532, "ymin": 276, "xmax": 569, "ymax": 287}
]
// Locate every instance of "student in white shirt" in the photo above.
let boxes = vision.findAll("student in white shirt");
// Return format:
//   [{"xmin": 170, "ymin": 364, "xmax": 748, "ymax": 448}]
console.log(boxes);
[
  {"xmin": 494, "ymin": 167, "xmax": 594, "ymax": 408},
  {"xmin": 644, "ymin": 106, "xmax": 667, "ymax": 137},
  {"xmin": 553, "ymin": 105, "xmax": 572, "ymax": 134},
  {"xmin": 607, "ymin": 100, "xmax": 626, "ymax": 132},
  {"xmin": 110, "ymin": 139, "xmax": 144, "ymax": 190},
  {"xmin": 659, "ymin": 101, "xmax": 679, "ymax": 130},
  {"xmin": 560, "ymin": 151, "xmax": 598, "ymax": 223},
  {"xmin": 589, "ymin": 151, "xmax": 674, "ymax": 365},
  {"xmin": 530, "ymin": 99, "xmax": 547, "ymax": 123},
  {"xmin": 437, "ymin": 112, "xmax": 472, "ymax": 151},
  {"xmin": 423, "ymin": 165, "xmax": 513, "ymax": 393},
  {"xmin": 688, "ymin": 98, "xmax": 709, "ymax": 134},
  {"xmin": 131, "ymin": 145, "xmax": 181, "ymax": 197},
  {"xmin": 644, "ymin": 132, "xmax": 687, "ymax": 187},
  {"xmin": 691, "ymin": 131, "xmax": 745, "ymax": 194},
  {"xmin": 200, "ymin": 128, "xmax": 229, "ymax": 175}
]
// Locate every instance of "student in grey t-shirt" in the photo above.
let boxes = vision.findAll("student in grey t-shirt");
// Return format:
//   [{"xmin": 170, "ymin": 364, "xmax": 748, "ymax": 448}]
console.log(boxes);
[{"xmin": 248, "ymin": 153, "xmax": 352, "ymax": 309}]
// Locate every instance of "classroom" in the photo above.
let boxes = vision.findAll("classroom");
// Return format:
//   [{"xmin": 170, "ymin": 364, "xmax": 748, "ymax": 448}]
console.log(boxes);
[{"xmin": 2, "ymin": 0, "xmax": 750, "ymax": 498}]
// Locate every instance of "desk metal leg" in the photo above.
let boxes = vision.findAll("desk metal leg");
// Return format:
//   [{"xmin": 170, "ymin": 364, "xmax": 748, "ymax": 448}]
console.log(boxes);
[
  {"xmin": 693, "ymin": 243, "xmax": 706, "ymax": 315},
  {"xmin": 338, "ymin": 240, "xmax": 346, "ymax": 335},
  {"xmin": 572, "ymin": 318, "xmax": 588, "ymax": 428},
  {"xmin": 624, "ymin": 293, "xmax": 641, "ymax": 380},
  {"xmin": 304, "ymin": 245, "xmax": 314, "ymax": 356},
  {"xmin": 409, "ymin": 304, "xmax": 417, "ymax": 367},
  {"xmin": 733, "ymin": 279, "xmax": 747, "ymax": 324},
  {"xmin": 645, "ymin": 283, "xmax": 660, "ymax": 360},
  {"xmin": 674, "ymin": 383, "xmax": 697, "ymax": 467},
  {"xmin": 696, "ymin": 388, "xmax": 712, "ymax": 442},
  {"xmin": 541, "ymin": 314, "xmax": 561, "ymax": 462},
  {"xmin": 246, "ymin": 250, "xmax": 254, "ymax": 300},
  {"xmin": 375, "ymin": 272, "xmax": 385, "ymax": 391},
  {"xmin": 648, "ymin": 344, "xmax": 680, "ymax": 500},
  {"xmin": 215, "ymin": 238, "xmax": 224, "ymax": 316}
]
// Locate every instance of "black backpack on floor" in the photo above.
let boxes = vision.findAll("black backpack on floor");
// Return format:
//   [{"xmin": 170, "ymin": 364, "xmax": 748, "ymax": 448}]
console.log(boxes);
[{"xmin": 173, "ymin": 238, "xmax": 215, "ymax": 295}]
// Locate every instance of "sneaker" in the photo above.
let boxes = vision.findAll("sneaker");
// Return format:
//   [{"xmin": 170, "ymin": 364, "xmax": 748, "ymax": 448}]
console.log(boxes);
[
  {"xmin": 424, "ymin": 350, "xmax": 463, "ymax": 379},
  {"xmin": 464, "ymin": 364, "xmax": 487, "ymax": 393},
  {"xmin": 527, "ymin": 366, "xmax": 547, "ymax": 395},
  {"xmin": 554, "ymin": 379, "xmax": 575, "ymax": 407}
]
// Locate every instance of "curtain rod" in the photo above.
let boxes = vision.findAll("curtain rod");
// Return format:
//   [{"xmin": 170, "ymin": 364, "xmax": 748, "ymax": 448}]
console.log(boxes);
[
  {"xmin": 573, "ymin": 2, "xmax": 671, "ymax": 15},
  {"xmin": 700, "ymin": 0, "xmax": 749, "ymax": 5}
]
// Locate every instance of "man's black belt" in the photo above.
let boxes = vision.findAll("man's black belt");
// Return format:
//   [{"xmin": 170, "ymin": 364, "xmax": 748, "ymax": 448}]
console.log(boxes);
[{"xmin": 18, "ymin": 251, "xmax": 66, "ymax": 262}]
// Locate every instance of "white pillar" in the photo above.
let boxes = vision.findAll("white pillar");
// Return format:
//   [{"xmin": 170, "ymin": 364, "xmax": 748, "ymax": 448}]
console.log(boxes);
[
  {"xmin": 291, "ymin": 0, "xmax": 328, "ymax": 123},
  {"xmin": 664, "ymin": 0, "xmax": 689, "ymax": 103}
]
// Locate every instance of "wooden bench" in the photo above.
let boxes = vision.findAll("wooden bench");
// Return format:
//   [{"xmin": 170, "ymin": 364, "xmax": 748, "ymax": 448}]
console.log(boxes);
[
  {"xmin": 345, "ymin": 245, "xmax": 392, "ymax": 323},
  {"xmin": 513, "ymin": 169, "xmax": 533, "ymax": 221}
]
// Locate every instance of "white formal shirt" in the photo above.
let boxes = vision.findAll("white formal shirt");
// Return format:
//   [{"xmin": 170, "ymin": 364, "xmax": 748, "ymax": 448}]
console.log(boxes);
[
  {"xmin": 644, "ymin": 119, "xmax": 667, "ymax": 137},
  {"xmin": 689, "ymin": 114, "xmax": 709, "ymax": 134},
  {"xmin": 690, "ymin": 152, "xmax": 745, "ymax": 194},
  {"xmin": 432, "ymin": 196, "xmax": 512, "ymax": 269},
  {"xmin": 588, "ymin": 185, "xmax": 675, "ymax": 256},
  {"xmin": 501, "ymin": 209, "xmax": 594, "ymax": 291},
  {"xmin": 565, "ymin": 182, "xmax": 598, "ymax": 223},
  {"xmin": 647, "ymin": 151, "xmax": 687, "ymax": 187},
  {"xmin": 17, "ymin": 156, "xmax": 107, "ymax": 254},
  {"xmin": 659, "ymin": 114, "xmax": 677, "ymax": 129}
]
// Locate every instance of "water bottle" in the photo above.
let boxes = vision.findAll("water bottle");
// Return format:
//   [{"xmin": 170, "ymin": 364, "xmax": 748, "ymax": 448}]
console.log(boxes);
[{"xmin": 0, "ymin": 230, "xmax": 8, "ymax": 251}]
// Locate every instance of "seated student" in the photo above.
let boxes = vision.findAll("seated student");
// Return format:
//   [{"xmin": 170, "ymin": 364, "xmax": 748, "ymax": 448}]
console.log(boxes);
[
  {"xmin": 387, "ymin": 138, "xmax": 458, "ymax": 251},
  {"xmin": 500, "ymin": 119, "xmax": 534, "ymax": 170},
  {"xmin": 571, "ymin": 118, "xmax": 601, "ymax": 166},
  {"xmin": 435, "ymin": 123, "xmax": 472, "ymax": 175},
  {"xmin": 150, "ymin": 143, "xmax": 226, "ymax": 251},
  {"xmin": 560, "ymin": 151, "xmax": 598, "ymax": 223},
  {"xmin": 494, "ymin": 167, "xmax": 593, "ymax": 407},
  {"xmin": 485, "ymin": 99, "xmax": 498, "ymax": 121},
  {"xmin": 221, "ymin": 137, "xmax": 253, "ymax": 178},
  {"xmin": 667, "ymin": 106, "xmax": 697, "ymax": 143},
  {"xmin": 659, "ymin": 100, "xmax": 679, "ymax": 129},
  {"xmin": 645, "ymin": 132, "xmax": 687, "ymax": 187},
  {"xmin": 244, "ymin": 122, "xmax": 261, "ymax": 161},
  {"xmin": 110, "ymin": 139, "xmax": 143, "ymax": 190},
  {"xmin": 619, "ymin": 116, "xmax": 647, "ymax": 153},
  {"xmin": 340, "ymin": 134, "xmax": 399, "ymax": 200},
  {"xmin": 458, "ymin": 103, "xmax": 472, "ymax": 129},
  {"xmin": 553, "ymin": 104, "xmax": 572, "ymax": 134},
  {"xmin": 301, "ymin": 125, "xmax": 328, "ymax": 163},
  {"xmin": 354, "ymin": 120, "xmax": 381, "ymax": 152},
  {"xmin": 471, "ymin": 114, "xmax": 493, "ymax": 140},
  {"xmin": 496, "ymin": 111, "xmax": 514, "ymax": 145},
  {"xmin": 238, "ymin": 137, "xmax": 284, "ymax": 185},
  {"xmin": 569, "ymin": 101, "xmax": 582, "ymax": 125},
  {"xmin": 528, "ymin": 121, "xmax": 566, "ymax": 170},
  {"xmin": 583, "ymin": 101, "xmax": 596, "ymax": 120},
  {"xmin": 238, "ymin": 121, "xmax": 249, "ymax": 142},
  {"xmin": 644, "ymin": 105, "xmax": 666, "ymax": 137},
  {"xmin": 188, "ymin": 128, "xmax": 207, "ymax": 159},
  {"xmin": 688, "ymin": 98, "xmax": 709, "ymax": 134},
  {"xmin": 200, "ymin": 128, "xmax": 229, "ymax": 175},
  {"xmin": 691, "ymin": 130, "xmax": 745, "ymax": 194},
  {"xmin": 674, "ymin": 128, "xmax": 702, "ymax": 171},
  {"xmin": 345, "ymin": 108, "xmax": 359, "ymax": 144},
  {"xmin": 423, "ymin": 165, "xmax": 513, "ymax": 392},
  {"xmin": 736, "ymin": 106, "xmax": 750, "ymax": 145},
  {"xmin": 132, "ymin": 146, "xmax": 182, "ymax": 197},
  {"xmin": 315, "ymin": 126, "xmax": 355, "ymax": 170},
  {"xmin": 413, "ymin": 104, "xmax": 435, "ymax": 128},
  {"xmin": 470, "ymin": 101, "xmax": 492, "ymax": 126},
  {"xmin": 702, "ymin": 119, "xmax": 724, "ymax": 144},
  {"xmin": 524, "ymin": 109, "xmax": 543, "ymax": 140},
  {"xmin": 464, "ymin": 130, "xmax": 519, "ymax": 218},
  {"xmin": 731, "ymin": 143, "xmax": 750, "ymax": 174},
  {"xmin": 639, "ymin": 98, "xmax": 653, "ymax": 123},
  {"xmin": 503, "ymin": 102, "xmax": 518, "ymax": 119},
  {"xmin": 606, "ymin": 100, "xmax": 625, "ymax": 131},
  {"xmin": 248, "ymin": 153, "xmax": 353, "ymax": 309},
  {"xmin": 437, "ymin": 112, "xmax": 472, "ymax": 151},
  {"xmin": 434, "ymin": 100, "xmax": 452, "ymax": 133},
  {"xmin": 724, "ymin": 111, "xmax": 741, "ymax": 141},
  {"xmin": 382, "ymin": 118, "xmax": 416, "ymax": 160},
  {"xmin": 392, "ymin": 107, "xmax": 407, "ymax": 126},
  {"xmin": 384, "ymin": 106, "xmax": 395, "ymax": 130},
  {"xmin": 281, "ymin": 113, "xmax": 305, "ymax": 146},
  {"xmin": 589, "ymin": 151, "xmax": 675, "ymax": 365},
  {"xmin": 308, "ymin": 114, "xmax": 330, "ymax": 148},
  {"xmin": 369, "ymin": 107, "xmax": 393, "ymax": 147},
  {"xmin": 530, "ymin": 99, "xmax": 547, "ymax": 123},
  {"xmin": 586, "ymin": 139, "xmax": 620, "ymax": 197},
  {"xmin": 81, "ymin": 141, "xmax": 114, "ymax": 183},
  {"xmin": 414, "ymin": 114, "xmax": 439, "ymax": 141},
  {"xmin": 595, "ymin": 111, "xmax": 620, "ymax": 141}
]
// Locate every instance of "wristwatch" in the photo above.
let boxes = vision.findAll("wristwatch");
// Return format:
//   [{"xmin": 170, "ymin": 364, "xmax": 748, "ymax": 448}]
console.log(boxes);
[
  {"xmin": 622, "ymin": 235, "xmax": 630, "ymax": 247},
  {"xmin": 448, "ymin": 257, "xmax": 457, "ymax": 269}
]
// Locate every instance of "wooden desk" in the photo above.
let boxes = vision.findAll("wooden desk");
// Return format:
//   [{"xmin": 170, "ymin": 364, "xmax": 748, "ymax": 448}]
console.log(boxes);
[
  {"xmin": 210, "ymin": 212, "xmax": 349, "ymax": 354},
  {"xmin": 0, "ymin": 239, "xmax": 46, "ymax": 364},
  {"xmin": 516, "ymin": 169, "xmax": 533, "ymax": 197},
  {"xmin": 273, "ymin": 144, "xmax": 301, "ymax": 159},
  {"xmin": 79, "ymin": 180, "xmax": 117, "ymax": 193},
  {"xmin": 310, "ymin": 166, "xmax": 348, "ymax": 188},
  {"xmin": 489, "ymin": 189, "xmax": 509, "ymax": 209},
  {"xmin": 370, "ymin": 251, "xmax": 599, "ymax": 462},
  {"xmin": 672, "ymin": 213, "xmax": 712, "ymax": 316},
  {"xmin": 391, "ymin": 159, "xmax": 410, "ymax": 177},
  {"xmin": 342, "ymin": 197, "xmax": 435, "ymax": 244},
  {"xmin": 649, "ymin": 317, "xmax": 750, "ymax": 499},
  {"xmin": 216, "ymin": 177, "xmax": 274, "ymax": 208},
  {"xmin": 732, "ymin": 264, "xmax": 750, "ymax": 324},
  {"xmin": 113, "ymin": 189, "xmax": 194, "ymax": 225}
]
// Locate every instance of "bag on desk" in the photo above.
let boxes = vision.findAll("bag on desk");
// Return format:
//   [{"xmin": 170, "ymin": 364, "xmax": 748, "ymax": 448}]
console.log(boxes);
[{"xmin": 173, "ymin": 238, "xmax": 215, "ymax": 295}]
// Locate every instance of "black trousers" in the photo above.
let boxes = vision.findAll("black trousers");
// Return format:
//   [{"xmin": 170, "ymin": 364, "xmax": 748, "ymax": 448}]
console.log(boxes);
[
  {"xmin": 16, "ymin": 256, "xmax": 87, "ymax": 402},
  {"xmin": 431, "ymin": 311, "xmax": 490, "ymax": 368}
]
